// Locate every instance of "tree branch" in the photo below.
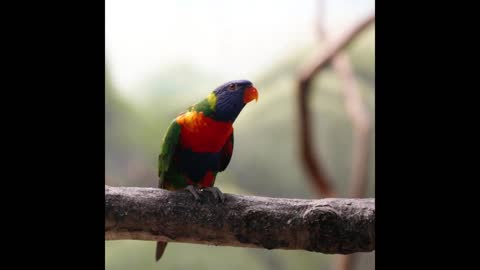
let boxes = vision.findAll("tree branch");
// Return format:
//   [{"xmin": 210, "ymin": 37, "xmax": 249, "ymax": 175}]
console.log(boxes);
[
  {"xmin": 105, "ymin": 185, "xmax": 375, "ymax": 254},
  {"xmin": 314, "ymin": 4, "xmax": 374, "ymax": 269},
  {"xmin": 316, "ymin": 2, "xmax": 373, "ymax": 199},
  {"xmin": 296, "ymin": 12, "xmax": 375, "ymax": 198},
  {"xmin": 298, "ymin": 13, "xmax": 375, "ymax": 82},
  {"xmin": 333, "ymin": 53, "xmax": 372, "ymax": 198}
]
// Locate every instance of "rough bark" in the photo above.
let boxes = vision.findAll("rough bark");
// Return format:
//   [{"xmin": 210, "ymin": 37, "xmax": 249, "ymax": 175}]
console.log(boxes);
[{"xmin": 105, "ymin": 185, "xmax": 375, "ymax": 254}]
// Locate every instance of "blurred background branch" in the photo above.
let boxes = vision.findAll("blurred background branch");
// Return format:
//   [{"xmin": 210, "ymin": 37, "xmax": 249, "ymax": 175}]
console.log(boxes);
[
  {"xmin": 105, "ymin": 186, "xmax": 375, "ymax": 254},
  {"xmin": 297, "ymin": 11, "xmax": 375, "ymax": 199},
  {"xmin": 300, "ymin": 2, "xmax": 375, "ymax": 268}
]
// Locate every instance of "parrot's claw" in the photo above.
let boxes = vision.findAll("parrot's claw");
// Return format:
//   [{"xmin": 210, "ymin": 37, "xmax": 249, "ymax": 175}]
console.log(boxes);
[
  {"xmin": 185, "ymin": 185, "xmax": 201, "ymax": 201},
  {"xmin": 202, "ymin": 187, "xmax": 225, "ymax": 203}
]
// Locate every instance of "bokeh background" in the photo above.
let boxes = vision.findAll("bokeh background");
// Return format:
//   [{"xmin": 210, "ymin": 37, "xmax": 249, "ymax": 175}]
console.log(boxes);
[{"xmin": 105, "ymin": 0, "xmax": 375, "ymax": 269}]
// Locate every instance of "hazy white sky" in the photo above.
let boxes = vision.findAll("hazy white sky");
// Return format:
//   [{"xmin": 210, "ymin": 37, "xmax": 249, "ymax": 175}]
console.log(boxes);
[{"xmin": 106, "ymin": 0, "xmax": 374, "ymax": 98}]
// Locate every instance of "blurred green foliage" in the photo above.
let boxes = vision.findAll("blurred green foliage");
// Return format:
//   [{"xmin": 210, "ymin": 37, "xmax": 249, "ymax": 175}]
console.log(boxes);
[{"xmin": 105, "ymin": 25, "xmax": 374, "ymax": 270}]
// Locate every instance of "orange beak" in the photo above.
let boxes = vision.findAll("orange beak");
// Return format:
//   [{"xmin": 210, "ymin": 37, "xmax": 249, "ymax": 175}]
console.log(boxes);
[{"xmin": 243, "ymin": 86, "xmax": 259, "ymax": 104}]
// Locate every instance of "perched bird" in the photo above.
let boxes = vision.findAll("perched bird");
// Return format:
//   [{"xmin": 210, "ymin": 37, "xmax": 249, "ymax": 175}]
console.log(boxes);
[{"xmin": 155, "ymin": 80, "xmax": 259, "ymax": 261}]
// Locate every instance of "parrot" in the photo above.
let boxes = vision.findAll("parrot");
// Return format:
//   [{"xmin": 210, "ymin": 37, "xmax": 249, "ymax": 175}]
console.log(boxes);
[{"xmin": 155, "ymin": 79, "xmax": 259, "ymax": 261}]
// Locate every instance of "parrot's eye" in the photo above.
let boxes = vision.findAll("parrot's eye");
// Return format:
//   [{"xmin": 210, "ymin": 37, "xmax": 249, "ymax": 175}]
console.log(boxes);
[{"xmin": 227, "ymin": 83, "xmax": 237, "ymax": 91}]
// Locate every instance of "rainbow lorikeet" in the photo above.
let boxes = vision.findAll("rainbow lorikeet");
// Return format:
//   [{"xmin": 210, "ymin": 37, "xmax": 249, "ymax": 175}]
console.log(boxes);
[{"xmin": 155, "ymin": 80, "xmax": 259, "ymax": 261}]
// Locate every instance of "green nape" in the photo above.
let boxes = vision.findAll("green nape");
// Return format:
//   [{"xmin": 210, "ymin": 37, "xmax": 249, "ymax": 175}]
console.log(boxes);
[{"xmin": 191, "ymin": 92, "xmax": 216, "ymax": 117}]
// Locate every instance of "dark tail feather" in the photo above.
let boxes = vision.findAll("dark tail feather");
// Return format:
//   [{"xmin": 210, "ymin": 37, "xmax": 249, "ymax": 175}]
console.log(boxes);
[
  {"xmin": 156, "ymin": 178, "xmax": 168, "ymax": 261},
  {"xmin": 155, "ymin": 241, "xmax": 168, "ymax": 261}
]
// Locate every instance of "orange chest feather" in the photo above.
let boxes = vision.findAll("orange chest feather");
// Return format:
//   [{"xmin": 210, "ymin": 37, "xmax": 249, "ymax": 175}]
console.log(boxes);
[{"xmin": 176, "ymin": 111, "xmax": 233, "ymax": 153}]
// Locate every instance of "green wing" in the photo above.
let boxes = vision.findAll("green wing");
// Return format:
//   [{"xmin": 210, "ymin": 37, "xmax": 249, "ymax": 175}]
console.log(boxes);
[
  {"xmin": 219, "ymin": 132, "xmax": 234, "ymax": 171},
  {"xmin": 158, "ymin": 120, "xmax": 182, "ymax": 188}
]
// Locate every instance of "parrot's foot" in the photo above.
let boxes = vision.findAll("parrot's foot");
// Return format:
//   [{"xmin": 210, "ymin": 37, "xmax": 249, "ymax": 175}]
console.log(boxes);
[
  {"xmin": 202, "ymin": 187, "xmax": 225, "ymax": 203},
  {"xmin": 185, "ymin": 185, "xmax": 201, "ymax": 201}
]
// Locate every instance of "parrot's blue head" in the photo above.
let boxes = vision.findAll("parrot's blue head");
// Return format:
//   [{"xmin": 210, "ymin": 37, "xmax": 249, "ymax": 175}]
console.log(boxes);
[{"xmin": 211, "ymin": 79, "xmax": 258, "ymax": 122}]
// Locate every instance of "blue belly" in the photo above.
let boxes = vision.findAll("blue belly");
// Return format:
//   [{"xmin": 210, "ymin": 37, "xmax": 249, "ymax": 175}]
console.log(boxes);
[{"xmin": 174, "ymin": 148, "xmax": 221, "ymax": 182}]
